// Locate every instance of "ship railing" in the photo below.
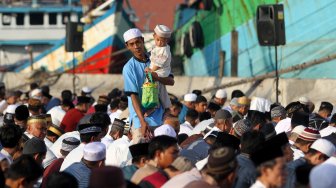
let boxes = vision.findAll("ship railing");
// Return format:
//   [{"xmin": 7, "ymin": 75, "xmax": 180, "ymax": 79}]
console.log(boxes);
[{"xmin": 80, "ymin": 0, "xmax": 115, "ymax": 23}]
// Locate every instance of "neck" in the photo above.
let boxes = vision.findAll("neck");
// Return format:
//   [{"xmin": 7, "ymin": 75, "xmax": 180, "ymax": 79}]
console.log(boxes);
[
  {"xmin": 134, "ymin": 54, "xmax": 147, "ymax": 62},
  {"xmin": 258, "ymin": 177, "xmax": 271, "ymax": 188},
  {"xmin": 201, "ymin": 172, "xmax": 218, "ymax": 186},
  {"xmin": 3, "ymin": 147, "xmax": 16, "ymax": 157}
]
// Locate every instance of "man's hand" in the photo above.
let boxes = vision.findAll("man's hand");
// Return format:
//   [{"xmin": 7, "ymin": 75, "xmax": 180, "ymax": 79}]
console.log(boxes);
[{"xmin": 140, "ymin": 119, "xmax": 149, "ymax": 137}]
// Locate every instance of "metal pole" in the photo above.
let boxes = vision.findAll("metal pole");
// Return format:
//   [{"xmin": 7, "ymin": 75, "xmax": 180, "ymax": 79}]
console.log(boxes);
[
  {"xmin": 275, "ymin": 46, "xmax": 279, "ymax": 103},
  {"xmin": 72, "ymin": 52, "xmax": 76, "ymax": 96}
]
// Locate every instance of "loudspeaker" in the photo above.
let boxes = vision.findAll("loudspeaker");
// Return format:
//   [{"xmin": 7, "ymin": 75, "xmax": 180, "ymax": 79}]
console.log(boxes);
[
  {"xmin": 65, "ymin": 22, "xmax": 84, "ymax": 52},
  {"xmin": 257, "ymin": 4, "xmax": 286, "ymax": 46}
]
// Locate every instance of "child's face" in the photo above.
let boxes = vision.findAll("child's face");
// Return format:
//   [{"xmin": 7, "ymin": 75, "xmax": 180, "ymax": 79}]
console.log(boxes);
[{"xmin": 154, "ymin": 34, "xmax": 169, "ymax": 47}]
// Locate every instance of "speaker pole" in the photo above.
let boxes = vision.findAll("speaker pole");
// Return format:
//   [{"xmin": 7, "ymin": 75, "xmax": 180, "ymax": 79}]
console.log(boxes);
[
  {"xmin": 72, "ymin": 52, "xmax": 76, "ymax": 96},
  {"xmin": 275, "ymin": 46, "xmax": 279, "ymax": 104}
]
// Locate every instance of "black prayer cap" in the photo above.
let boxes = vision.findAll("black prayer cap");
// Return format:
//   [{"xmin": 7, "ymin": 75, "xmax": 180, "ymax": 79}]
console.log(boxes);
[
  {"xmin": 23, "ymin": 137, "xmax": 47, "ymax": 155},
  {"xmin": 250, "ymin": 137, "xmax": 284, "ymax": 166},
  {"xmin": 77, "ymin": 96, "xmax": 91, "ymax": 104},
  {"xmin": 129, "ymin": 143, "xmax": 149, "ymax": 158},
  {"xmin": 213, "ymin": 132, "xmax": 240, "ymax": 151},
  {"xmin": 15, "ymin": 105, "xmax": 30, "ymax": 121},
  {"xmin": 78, "ymin": 123, "xmax": 102, "ymax": 134},
  {"xmin": 291, "ymin": 111, "xmax": 309, "ymax": 127}
]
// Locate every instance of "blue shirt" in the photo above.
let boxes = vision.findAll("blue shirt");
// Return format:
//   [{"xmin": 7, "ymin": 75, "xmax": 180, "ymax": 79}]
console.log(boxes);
[
  {"xmin": 179, "ymin": 138, "xmax": 210, "ymax": 165},
  {"xmin": 64, "ymin": 161, "xmax": 91, "ymax": 188},
  {"xmin": 178, "ymin": 104, "xmax": 189, "ymax": 123},
  {"xmin": 122, "ymin": 56, "xmax": 164, "ymax": 129},
  {"xmin": 233, "ymin": 154, "xmax": 257, "ymax": 188}
]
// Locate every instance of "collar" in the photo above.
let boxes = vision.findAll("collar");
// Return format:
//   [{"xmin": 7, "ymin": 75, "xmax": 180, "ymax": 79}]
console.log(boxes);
[{"xmin": 133, "ymin": 53, "xmax": 150, "ymax": 63}]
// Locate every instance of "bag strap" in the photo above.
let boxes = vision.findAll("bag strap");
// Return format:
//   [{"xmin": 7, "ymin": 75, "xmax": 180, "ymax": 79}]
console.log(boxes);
[{"xmin": 147, "ymin": 72, "xmax": 154, "ymax": 83}]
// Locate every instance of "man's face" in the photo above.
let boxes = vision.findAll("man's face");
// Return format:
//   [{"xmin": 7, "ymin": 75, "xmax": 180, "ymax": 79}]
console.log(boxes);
[
  {"xmin": 216, "ymin": 118, "xmax": 233, "ymax": 133},
  {"xmin": 153, "ymin": 33, "xmax": 169, "ymax": 47},
  {"xmin": 185, "ymin": 101, "xmax": 195, "ymax": 109},
  {"xmin": 27, "ymin": 122, "xmax": 47, "ymax": 139},
  {"xmin": 195, "ymin": 102, "xmax": 207, "ymax": 113},
  {"xmin": 126, "ymin": 37, "xmax": 145, "ymax": 58},
  {"xmin": 158, "ymin": 144, "xmax": 179, "ymax": 168},
  {"xmin": 266, "ymin": 157, "xmax": 287, "ymax": 187},
  {"xmin": 238, "ymin": 105, "xmax": 249, "ymax": 116}
]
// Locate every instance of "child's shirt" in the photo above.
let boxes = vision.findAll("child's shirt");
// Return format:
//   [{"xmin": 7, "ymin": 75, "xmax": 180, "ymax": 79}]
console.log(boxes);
[{"xmin": 150, "ymin": 45, "xmax": 171, "ymax": 77}]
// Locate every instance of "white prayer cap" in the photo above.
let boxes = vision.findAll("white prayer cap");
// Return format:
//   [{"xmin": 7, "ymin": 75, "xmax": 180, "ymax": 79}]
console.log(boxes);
[
  {"xmin": 291, "ymin": 125, "xmax": 306, "ymax": 137},
  {"xmin": 47, "ymin": 107, "xmax": 65, "ymax": 127},
  {"xmin": 4, "ymin": 104, "xmax": 18, "ymax": 114},
  {"xmin": 123, "ymin": 28, "xmax": 143, "ymax": 43},
  {"xmin": 250, "ymin": 97, "xmax": 271, "ymax": 113},
  {"xmin": 83, "ymin": 142, "xmax": 106, "ymax": 161},
  {"xmin": 82, "ymin": 86, "xmax": 92, "ymax": 93},
  {"xmin": 154, "ymin": 25, "xmax": 172, "ymax": 38},
  {"xmin": 154, "ymin": 124, "xmax": 177, "ymax": 138},
  {"xmin": 184, "ymin": 93, "xmax": 197, "ymax": 102},
  {"xmin": 310, "ymin": 164, "xmax": 336, "ymax": 188},
  {"xmin": 311, "ymin": 139, "xmax": 336, "ymax": 157},
  {"xmin": 215, "ymin": 89, "xmax": 227, "ymax": 99},
  {"xmin": 299, "ymin": 96, "xmax": 310, "ymax": 105},
  {"xmin": 31, "ymin": 88, "xmax": 42, "ymax": 99}
]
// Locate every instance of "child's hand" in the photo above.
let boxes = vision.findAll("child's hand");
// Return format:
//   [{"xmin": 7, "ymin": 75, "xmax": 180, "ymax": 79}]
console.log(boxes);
[{"xmin": 144, "ymin": 67, "xmax": 151, "ymax": 73}]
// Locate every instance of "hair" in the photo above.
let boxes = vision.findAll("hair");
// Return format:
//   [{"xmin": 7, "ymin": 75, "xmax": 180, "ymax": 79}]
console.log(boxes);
[
  {"xmin": 46, "ymin": 172, "xmax": 78, "ymax": 188},
  {"xmin": 231, "ymin": 90, "xmax": 245, "ymax": 99},
  {"xmin": 306, "ymin": 148, "xmax": 329, "ymax": 161},
  {"xmin": 177, "ymin": 134, "xmax": 189, "ymax": 145},
  {"xmin": 30, "ymin": 83, "xmax": 39, "ymax": 90},
  {"xmin": 0, "ymin": 124, "xmax": 22, "ymax": 148},
  {"xmin": 195, "ymin": 96, "xmax": 207, "ymax": 104},
  {"xmin": 110, "ymin": 99, "xmax": 120, "ymax": 110},
  {"xmin": 94, "ymin": 104, "xmax": 108, "ymax": 112},
  {"xmin": 148, "ymin": 135, "xmax": 177, "ymax": 159},
  {"xmin": 6, "ymin": 155, "xmax": 43, "ymax": 184},
  {"xmin": 119, "ymin": 96, "xmax": 128, "ymax": 110},
  {"xmin": 295, "ymin": 137, "xmax": 314, "ymax": 146},
  {"xmin": 28, "ymin": 105, "xmax": 41, "ymax": 113},
  {"xmin": 186, "ymin": 109, "xmax": 198, "ymax": 120},
  {"xmin": 80, "ymin": 132, "xmax": 100, "ymax": 143},
  {"xmin": 247, "ymin": 111, "xmax": 266, "ymax": 128},
  {"xmin": 90, "ymin": 112, "xmax": 111, "ymax": 129},
  {"xmin": 330, "ymin": 113, "xmax": 336, "ymax": 124},
  {"xmin": 61, "ymin": 90, "xmax": 72, "ymax": 101},
  {"xmin": 192, "ymin": 90, "xmax": 202, "ymax": 96},
  {"xmin": 199, "ymin": 112, "xmax": 212, "ymax": 122},
  {"xmin": 318, "ymin": 102, "xmax": 333, "ymax": 113},
  {"xmin": 259, "ymin": 123, "xmax": 276, "ymax": 140},
  {"xmin": 46, "ymin": 130, "xmax": 59, "ymax": 138},
  {"xmin": 240, "ymin": 131, "xmax": 265, "ymax": 154},
  {"xmin": 82, "ymin": 158, "xmax": 102, "ymax": 168},
  {"xmin": 132, "ymin": 155, "xmax": 147, "ymax": 164},
  {"xmin": 256, "ymin": 158, "xmax": 277, "ymax": 177},
  {"xmin": 171, "ymin": 100, "xmax": 183, "ymax": 109},
  {"xmin": 61, "ymin": 99, "xmax": 74, "ymax": 109}
]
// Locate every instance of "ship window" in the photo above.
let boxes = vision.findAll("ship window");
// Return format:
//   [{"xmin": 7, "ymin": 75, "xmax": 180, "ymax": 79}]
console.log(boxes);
[
  {"xmin": 62, "ymin": 12, "xmax": 70, "ymax": 24},
  {"xmin": 30, "ymin": 13, "xmax": 44, "ymax": 25},
  {"xmin": 49, "ymin": 13, "xmax": 57, "ymax": 25},
  {"xmin": 2, "ymin": 13, "xmax": 11, "ymax": 26},
  {"xmin": 16, "ymin": 13, "xmax": 24, "ymax": 25}
]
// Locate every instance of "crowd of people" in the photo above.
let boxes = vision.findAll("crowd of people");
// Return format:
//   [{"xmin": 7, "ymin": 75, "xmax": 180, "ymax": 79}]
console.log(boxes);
[{"xmin": 0, "ymin": 27, "xmax": 335, "ymax": 188}]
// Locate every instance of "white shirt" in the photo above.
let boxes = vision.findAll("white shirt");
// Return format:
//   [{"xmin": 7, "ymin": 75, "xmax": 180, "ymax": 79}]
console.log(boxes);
[
  {"xmin": 162, "ymin": 168, "xmax": 202, "ymax": 188},
  {"xmin": 320, "ymin": 126, "xmax": 336, "ymax": 137},
  {"xmin": 105, "ymin": 135, "xmax": 131, "ymax": 167},
  {"xmin": 43, "ymin": 148, "xmax": 57, "ymax": 168},
  {"xmin": 324, "ymin": 156, "xmax": 336, "ymax": 166},
  {"xmin": 275, "ymin": 117, "xmax": 292, "ymax": 134},
  {"xmin": 50, "ymin": 131, "xmax": 80, "ymax": 158},
  {"xmin": 0, "ymin": 149, "xmax": 13, "ymax": 164},
  {"xmin": 44, "ymin": 137, "xmax": 53, "ymax": 149},
  {"xmin": 107, "ymin": 109, "xmax": 123, "ymax": 133},
  {"xmin": 150, "ymin": 45, "xmax": 171, "ymax": 77},
  {"xmin": 47, "ymin": 106, "xmax": 66, "ymax": 127},
  {"xmin": 203, "ymin": 126, "xmax": 221, "ymax": 139},
  {"xmin": 179, "ymin": 121, "xmax": 193, "ymax": 136},
  {"xmin": 60, "ymin": 143, "xmax": 85, "ymax": 171},
  {"xmin": 250, "ymin": 180, "xmax": 267, "ymax": 188},
  {"xmin": 101, "ymin": 134, "xmax": 114, "ymax": 148},
  {"xmin": 191, "ymin": 119, "xmax": 214, "ymax": 135}
]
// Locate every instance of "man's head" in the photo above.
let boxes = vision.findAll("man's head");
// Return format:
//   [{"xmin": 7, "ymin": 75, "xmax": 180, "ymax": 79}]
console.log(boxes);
[
  {"xmin": 240, "ymin": 130, "xmax": 265, "ymax": 154},
  {"xmin": 61, "ymin": 90, "xmax": 72, "ymax": 102},
  {"xmin": 305, "ymin": 139, "xmax": 335, "ymax": 165},
  {"xmin": 6, "ymin": 91, "xmax": 18, "ymax": 105},
  {"xmin": 22, "ymin": 137, "xmax": 47, "ymax": 164},
  {"xmin": 237, "ymin": 96, "xmax": 251, "ymax": 116},
  {"xmin": 123, "ymin": 28, "xmax": 146, "ymax": 60},
  {"xmin": 148, "ymin": 135, "xmax": 178, "ymax": 168},
  {"xmin": 204, "ymin": 147, "xmax": 237, "ymax": 187},
  {"xmin": 28, "ymin": 98, "xmax": 42, "ymax": 115},
  {"xmin": 108, "ymin": 118, "xmax": 125, "ymax": 140},
  {"xmin": 46, "ymin": 125, "xmax": 64, "ymax": 143},
  {"xmin": 295, "ymin": 127, "xmax": 321, "ymax": 153},
  {"xmin": 5, "ymin": 155, "xmax": 43, "ymax": 188},
  {"xmin": 185, "ymin": 109, "xmax": 199, "ymax": 127},
  {"xmin": 90, "ymin": 112, "xmax": 111, "ymax": 138},
  {"xmin": 60, "ymin": 137, "xmax": 80, "ymax": 157},
  {"xmin": 129, "ymin": 143, "xmax": 149, "ymax": 167},
  {"xmin": 214, "ymin": 110, "xmax": 233, "ymax": 133},
  {"xmin": 194, "ymin": 95, "xmax": 207, "ymax": 113},
  {"xmin": 318, "ymin": 101, "xmax": 333, "ymax": 119},
  {"xmin": 214, "ymin": 89, "xmax": 227, "ymax": 106},
  {"xmin": 169, "ymin": 100, "xmax": 182, "ymax": 117},
  {"xmin": 207, "ymin": 102, "xmax": 221, "ymax": 118},
  {"xmin": 271, "ymin": 106, "xmax": 286, "ymax": 123},
  {"xmin": 78, "ymin": 123, "xmax": 102, "ymax": 144},
  {"xmin": 76, "ymin": 96, "xmax": 91, "ymax": 113},
  {"xmin": 183, "ymin": 93, "xmax": 197, "ymax": 109},
  {"xmin": 0, "ymin": 124, "xmax": 22, "ymax": 150},
  {"xmin": 82, "ymin": 142, "xmax": 106, "ymax": 169},
  {"xmin": 153, "ymin": 25, "xmax": 171, "ymax": 47},
  {"xmin": 27, "ymin": 115, "xmax": 47, "ymax": 139}
]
